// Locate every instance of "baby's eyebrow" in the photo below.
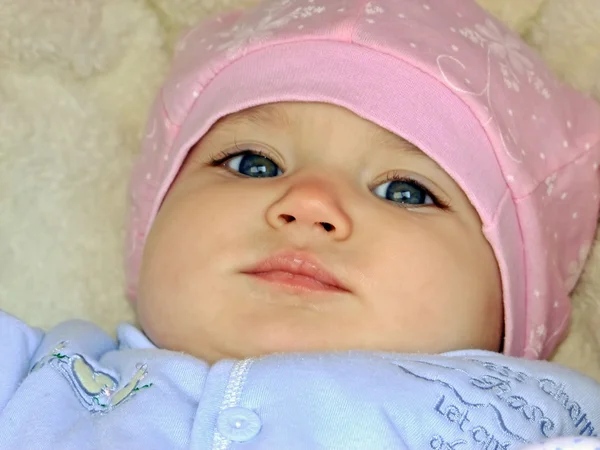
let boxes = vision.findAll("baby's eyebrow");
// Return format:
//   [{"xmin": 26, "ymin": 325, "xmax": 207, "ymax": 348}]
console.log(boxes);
[
  {"xmin": 215, "ymin": 105, "xmax": 428, "ymax": 160},
  {"xmin": 370, "ymin": 128, "xmax": 427, "ymax": 159},
  {"xmin": 219, "ymin": 104, "xmax": 290, "ymax": 130}
]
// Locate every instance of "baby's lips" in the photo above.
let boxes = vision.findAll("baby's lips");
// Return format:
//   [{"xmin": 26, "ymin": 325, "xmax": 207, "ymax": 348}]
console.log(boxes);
[{"xmin": 241, "ymin": 250, "xmax": 352, "ymax": 293}]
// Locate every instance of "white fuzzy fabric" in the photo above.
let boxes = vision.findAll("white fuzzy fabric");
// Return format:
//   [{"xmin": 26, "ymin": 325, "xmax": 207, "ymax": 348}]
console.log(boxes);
[{"xmin": 1, "ymin": 0, "xmax": 599, "ymax": 379}]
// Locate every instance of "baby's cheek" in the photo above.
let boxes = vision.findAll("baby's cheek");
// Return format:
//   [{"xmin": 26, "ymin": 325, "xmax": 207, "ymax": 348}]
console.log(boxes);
[
  {"xmin": 468, "ymin": 237, "xmax": 504, "ymax": 347},
  {"xmin": 450, "ymin": 269, "xmax": 503, "ymax": 351},
  {"xmin": 135, "ymin": 293, "xmax": 167, "ymax": 349},
  {"xmin": 480, "ymin": 287, "xmax": 504, "ymax": 350},
  {"xmin": 419, "ymin": 230, "xmax": 502, "ymax": 350}
]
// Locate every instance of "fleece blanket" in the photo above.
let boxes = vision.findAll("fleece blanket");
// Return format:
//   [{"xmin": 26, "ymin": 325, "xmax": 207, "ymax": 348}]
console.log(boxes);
[{"xmin": 1, "ymin": 0, "xmax": 599, "ymax": 379}]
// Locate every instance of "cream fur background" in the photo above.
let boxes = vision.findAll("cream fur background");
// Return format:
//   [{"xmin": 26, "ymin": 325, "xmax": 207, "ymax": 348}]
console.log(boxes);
[{"xmin": 1, "ymin": 0, "xmax": 599, "ymax": 378}]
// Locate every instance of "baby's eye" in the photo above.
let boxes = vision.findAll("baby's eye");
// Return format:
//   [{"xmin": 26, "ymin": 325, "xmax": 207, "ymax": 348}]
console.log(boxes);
[
  {"xmin": 373, "ymin": 178, "xmax": 436, "ymax": 207},
  {"xmin": 224, "ymin": 151, "xmax": 283, "ymax": 178}
]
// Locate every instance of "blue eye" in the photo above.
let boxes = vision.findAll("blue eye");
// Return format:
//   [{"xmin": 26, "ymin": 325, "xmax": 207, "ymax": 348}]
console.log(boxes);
[
  {"xmin": 224, "ymin": 151, "xmax": 283, "ymax": 178},
  {"xmin": 211, "ymin": 151, "xmax": 448, "ymax": 209},
  {"xmin": 373, "ymin": 178, "xmax": 435, "ymax": 207}
]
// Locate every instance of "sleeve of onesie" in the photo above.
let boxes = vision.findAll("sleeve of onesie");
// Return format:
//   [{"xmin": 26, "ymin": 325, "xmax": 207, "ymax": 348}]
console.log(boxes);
[{"xmin": 0, "ymin": 311, "xmax": 44, "ymax": 413}]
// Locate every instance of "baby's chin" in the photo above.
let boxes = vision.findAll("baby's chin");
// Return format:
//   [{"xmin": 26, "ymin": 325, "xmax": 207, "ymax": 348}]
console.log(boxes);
[
  {"xmin": 195, "ymin": 340, "xmax": 348, "ymax": 365},
  {"xmin": 152, "ymin": 334, "xmax": 368, "ymax": 365},
  {"xmin": 138, "ymin": 312, "xmax": 502, "ymax": 363},
  {"xmin": 154, "ymin": 334, "xmax": 463, "ymax": 365}
]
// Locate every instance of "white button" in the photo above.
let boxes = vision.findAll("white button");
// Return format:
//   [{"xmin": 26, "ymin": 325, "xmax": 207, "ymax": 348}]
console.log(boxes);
[{"xmin": 217, "ymin": 407, "xmax": 262, "ymax": 442}]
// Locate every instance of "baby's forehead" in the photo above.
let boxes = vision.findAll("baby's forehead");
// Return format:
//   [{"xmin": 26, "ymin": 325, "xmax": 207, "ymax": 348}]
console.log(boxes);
[{"xmin": 212, "ymin": 102, "xmax": 423, "ymax": 154}]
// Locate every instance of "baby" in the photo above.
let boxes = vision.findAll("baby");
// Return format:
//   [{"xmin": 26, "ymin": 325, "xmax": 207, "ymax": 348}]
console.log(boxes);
[{"xmin": 2, "ymin": 0, "xmax": 600, "ymax": 448}]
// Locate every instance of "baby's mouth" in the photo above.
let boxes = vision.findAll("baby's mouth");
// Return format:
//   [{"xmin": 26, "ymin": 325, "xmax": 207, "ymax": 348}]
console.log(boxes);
[{"xmin": 241, "ymin": 251, "xmax": 350, "ymax": 294}]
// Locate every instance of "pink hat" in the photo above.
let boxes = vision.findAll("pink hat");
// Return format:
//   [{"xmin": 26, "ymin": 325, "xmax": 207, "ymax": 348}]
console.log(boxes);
[{"xmin": 126, "ymin": 0, "xmax": 600, "ymax": 359}]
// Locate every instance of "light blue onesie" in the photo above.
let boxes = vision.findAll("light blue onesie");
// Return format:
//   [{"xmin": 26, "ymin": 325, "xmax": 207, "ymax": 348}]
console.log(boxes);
[{"xmin": 1, "ymin": 310, "xmax": 599, "ymax": 449}]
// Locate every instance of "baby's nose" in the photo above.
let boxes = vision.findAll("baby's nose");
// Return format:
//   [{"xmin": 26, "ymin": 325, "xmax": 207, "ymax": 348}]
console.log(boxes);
[{"xmin": 265, "ymin": 177, "xmax": 352, "ymax": 240}]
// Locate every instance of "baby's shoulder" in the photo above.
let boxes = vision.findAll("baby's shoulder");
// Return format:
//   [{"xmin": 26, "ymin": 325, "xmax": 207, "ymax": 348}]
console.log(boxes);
[
  {"xmin": 0, "ymin": 317, "xmax": 205, "ymax": 449},
  {"xmin": 433, "ymin": 349, "xmax": 600, "ymax": 389},
  {"xmin": 24, "ymin": 321, "xmax": 161, "ymax": 412},
  {"xmin": 274, "ymin": 350, "xmax": 600, "ymax": 444},
  {"xmin": 369, "ymin": 349, "xmax": 600, "ymax": 397},
  {"xmin": 0, "ymin": 312, "xmax": 120, "ymax": 415},
  {"xmin": 375, "ymin": 351, "xmax": 600, "ymax": 439}
]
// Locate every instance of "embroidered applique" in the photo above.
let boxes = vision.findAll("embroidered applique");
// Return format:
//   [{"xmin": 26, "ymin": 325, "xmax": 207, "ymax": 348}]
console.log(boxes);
[
  {"xmin": 31, "ymin": 341, "xmax": 153, "ymax": 414},
  {"xmin": 392, "ymin": 362, "xmax": 530, "ymax": 446}
]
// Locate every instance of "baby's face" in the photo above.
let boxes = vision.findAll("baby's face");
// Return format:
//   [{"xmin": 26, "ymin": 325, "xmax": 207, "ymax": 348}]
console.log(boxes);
[{"xmin": 137, "ymin": 102, "xmax": 503, "ymax": 363}]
